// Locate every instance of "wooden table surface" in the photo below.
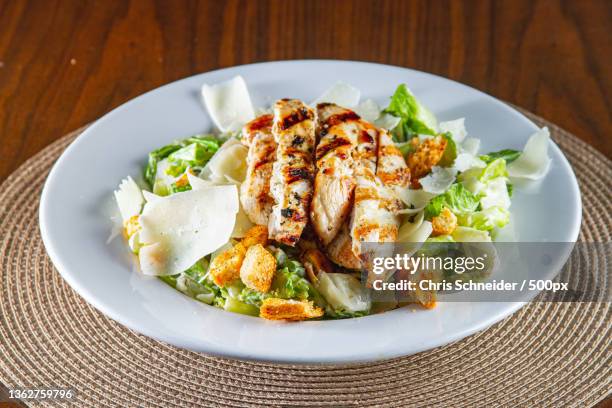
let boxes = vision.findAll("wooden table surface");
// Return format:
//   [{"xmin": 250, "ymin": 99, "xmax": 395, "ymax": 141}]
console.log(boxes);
[
  {"xmin": 0, "ymin": 0, "xmax": 610, "ymax": 406},
  {"xmin": 0, "ymin": 0, "xmax": 611, "ymax": 184}
]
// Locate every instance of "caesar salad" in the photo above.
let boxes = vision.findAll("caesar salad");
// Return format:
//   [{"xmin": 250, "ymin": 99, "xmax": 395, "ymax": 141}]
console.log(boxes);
[{"xmin": 112, "ymin": 77, "xmax": 551, "ymax": 321}]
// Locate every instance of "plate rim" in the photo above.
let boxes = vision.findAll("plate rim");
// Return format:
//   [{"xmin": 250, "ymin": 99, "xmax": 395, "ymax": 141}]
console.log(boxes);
[{"xmin": 38, "ymin": 59, "xmax": 582, "ymax": 363}]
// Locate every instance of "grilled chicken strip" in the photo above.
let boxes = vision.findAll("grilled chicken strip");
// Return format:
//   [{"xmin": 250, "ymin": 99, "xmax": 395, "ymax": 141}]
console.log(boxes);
[
  {"xmin": 310, "ymin": 103, "xmax": 362, "ymax": 245},
  {"xmin": 376, "ymin": 129, "xmax": 410, "ymax": 189},
  {"xmin": 326, "ymin": 222, "xmax": 362, "ymax": 270},
  {"xmin": 350, "ymin": 126, "xmax": 403, "ymax": 261},
  {"xmin": 268, "ymin": 99, "xmax": 316, "ymax": 246},
  {"xmin": 240, "ymin": 114, "xmax": 276, "ymax": 225}
]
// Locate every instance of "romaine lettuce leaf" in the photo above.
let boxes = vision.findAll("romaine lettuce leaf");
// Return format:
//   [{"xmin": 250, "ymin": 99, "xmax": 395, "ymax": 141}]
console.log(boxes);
[
  {"xmin": 479, "ymin": 177, "xmax": 511, "ymax": 210},
  {"xmin": 451, "ymin": 226, "xmax": 492, "ymax": 242},
  {"xmin": 384, "ymin": 84, "xmax": 438, "ymax": 141},
  {"xmin": 480, "ymin": 149, "xmax": 520, "ymax": 164},
  {"xmin": 460, "ymin": 206, "xmax": 510, "ymax": 230},
  {"xmin": 424, "ymin": 183, "xmax": 480, "ymax": 219},
  {"xmin": 438, "ymin": 132, "xmax": 457, "ymax": 167},
  {"xmin": 238, "ymin": 258, "xmax": 314, "ymax": 308},
  {"xmin": 459, "ymin": 158, "xmax": 508, "ymax": 196},
  {"xmin": 144, "ymin": 135, "xmax": 222, "ymax": 193}
]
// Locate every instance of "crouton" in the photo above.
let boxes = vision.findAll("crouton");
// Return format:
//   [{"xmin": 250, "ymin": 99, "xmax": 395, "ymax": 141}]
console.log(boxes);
[
  {"xmin": 431, "ymin": 207, "xmax": 457, "ymax": 236},
  {"xmin": 241, "ymin": 225, "xmax": 268, "ymax": 248},
  {"xmin": 259, "ymin": 298, "xmax": 324, "ymax": 321},
  {"xmin": 208, "ymin": 244, "xmax": 246, "ymax": 287},
  {"xmin": 240, "ymin": 244, "xmax": 276, "ymax": 292},
  {"xmin": 407, "ymin": 136, "xmax": 447, "ymax": 187}
]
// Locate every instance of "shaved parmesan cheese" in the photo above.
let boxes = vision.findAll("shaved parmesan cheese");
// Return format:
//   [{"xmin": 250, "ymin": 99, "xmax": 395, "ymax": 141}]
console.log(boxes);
[
  {"xmin": 312, "ymin": 81, "xmax": 360, "ymax": 107},
  {"xmin": 114, "ymin": 176, "xmax": 144, "ymax": 222},
  {"xmin": 453, "ymin": 152, "xmax": 485, "ymax": 172},
  {"xmin": 397, "ymin": 211, "xmax": 425, "ymax": 241},
  {"xmin": 138, "ymin": 185, "xmax": 239, "ymax": 276},
  {"xmin": 231, "ymin": 203, "xmax": 255, "ymax": 238},
  {"xmin": 354, "ymin": 99, "xmax": 381, "ymax": 122},
  {"xmin": 507, "ymin": 127, "xmax": 552, "ymax": 180},
  {"xmin": 397, "ymin": 218, "xmax": 432, "ymax": 256},
  {"xmin": 187, "ymin": 171, "xmax": 253, "ymax": 238},
  {"xmin": 439, "ymin": 118, "xmax": 467, "ymax": 144},
  {"xmin": 420, "ymin": 167, "xmax": 458, "ymax": 194},
  {"xmin": 461, "ymin": 137, "xmax": 481, "ymax": 156},
  {"xmin": 315, "ymin": 272, "xmax": 371, "ymax": 313},
  {"xmin": 142, "ymin": 190, "xmax": 161, "ymax": 203},
  {"xmin": 186, "ymin": 173, "xmax": 215, "ymax": 190},
  {"xmin": 395, "ymin": 188, "xmax": 436, "ymax": 214},
  {"xmin": 201, "ymin": 75, "xmax": 255, "ymax": 132},
  {"xmin": 201, "ymin": 138, "xmax": 248, "ymax": 184},
  {"xmin": 374, "ymin": 113, "xmax": 401, "ymax": 131}
]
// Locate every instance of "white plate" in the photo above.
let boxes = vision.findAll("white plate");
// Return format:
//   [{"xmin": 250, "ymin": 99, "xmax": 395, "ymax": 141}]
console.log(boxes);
[{"xmin": 39, "ymin": 60, "xmax": 581, "ymax": 363}]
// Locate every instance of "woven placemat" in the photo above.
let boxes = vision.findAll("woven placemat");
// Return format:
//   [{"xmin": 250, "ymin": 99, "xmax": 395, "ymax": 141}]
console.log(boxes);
[{"xmin": 0, "ymin": 109, "xmax": 610, "ymax": 407}]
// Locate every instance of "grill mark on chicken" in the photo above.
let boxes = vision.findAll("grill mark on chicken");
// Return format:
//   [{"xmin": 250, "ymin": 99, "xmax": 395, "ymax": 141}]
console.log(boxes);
[
  {"xmin": 268, "ymin": 99, "xmax": 316, "ymax": 246},
  {"xmin": 245, "ymin": 114, "xmax": 274, "ymax": 134},
  {"xmin": 376, "ymin": 129, "xmax": 411, "ymax": 188},
  {"xmin": 315, "ymin": 136, "xmax": 352, "ymax": 161},
  {"xmin": 279, "ymin": 107, "xmax": 314, "ymax": 131},
  {"xmin": 310, "ymin": 103, "xmax": 366, "ymax": 245},
  {"xmin": 319, "ymin": 111, "xmax": 361, "ymax": 133},
  {"xmin": 284, "ymin": 166, "xmax": 312, "ymax": 184},
  {"xmin": 240, "ymin": 114, "xmax": 276, "ymax": 226}
]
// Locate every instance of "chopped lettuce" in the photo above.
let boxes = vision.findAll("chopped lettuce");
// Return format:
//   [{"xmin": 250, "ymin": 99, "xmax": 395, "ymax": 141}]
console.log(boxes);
[
  {"xmin": 460, "ymin": 206, "xmax": 510, "ymax": 231},
  {"xmin": 396, "ymin": 140, "xmax": 416, "ymax": 156},
  {"xmin": 480, "ymin": 158, "xmax": 508, "ymax": 182},
  {"xmin": 160, "ymin": 258, "xmax": 222, "ymax": 305},
  {"xmin": 145, "ymin": 145, "xmax": 182, "ymax": 187},
  {"xmin": 144, "ymin": 135, "xmax": 222, "ymax": 194},
  {"xmin": 384, "ymin": 84, "xmax": 438, "ymax": 141},
  {"xmin": 239, "ymin": 258, "xmax": 315, "ymax": 309},
  {"xmin": 459, "ymin": 158, "xmax": 508, "ymax": 196},
  {"xmin": 438, "ymin": 132, "xmax": 458, "ymax": 167},
  {"xmin": 424, "ymin": 183, "xmax": 480, "ymax": 219},
  {"xmin": 479, "ymin": 177, "xmax": 511, "ymax": 210},
  {"xmin": 451, "ymin": 226, "xmax": 492, "ymax": 242}
]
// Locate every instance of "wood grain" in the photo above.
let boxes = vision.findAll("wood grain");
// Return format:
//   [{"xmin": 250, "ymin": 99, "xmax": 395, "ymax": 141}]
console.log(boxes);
[{"xmin": 0, "ymin": 0, "xmax": 610, "ymax": 183}]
